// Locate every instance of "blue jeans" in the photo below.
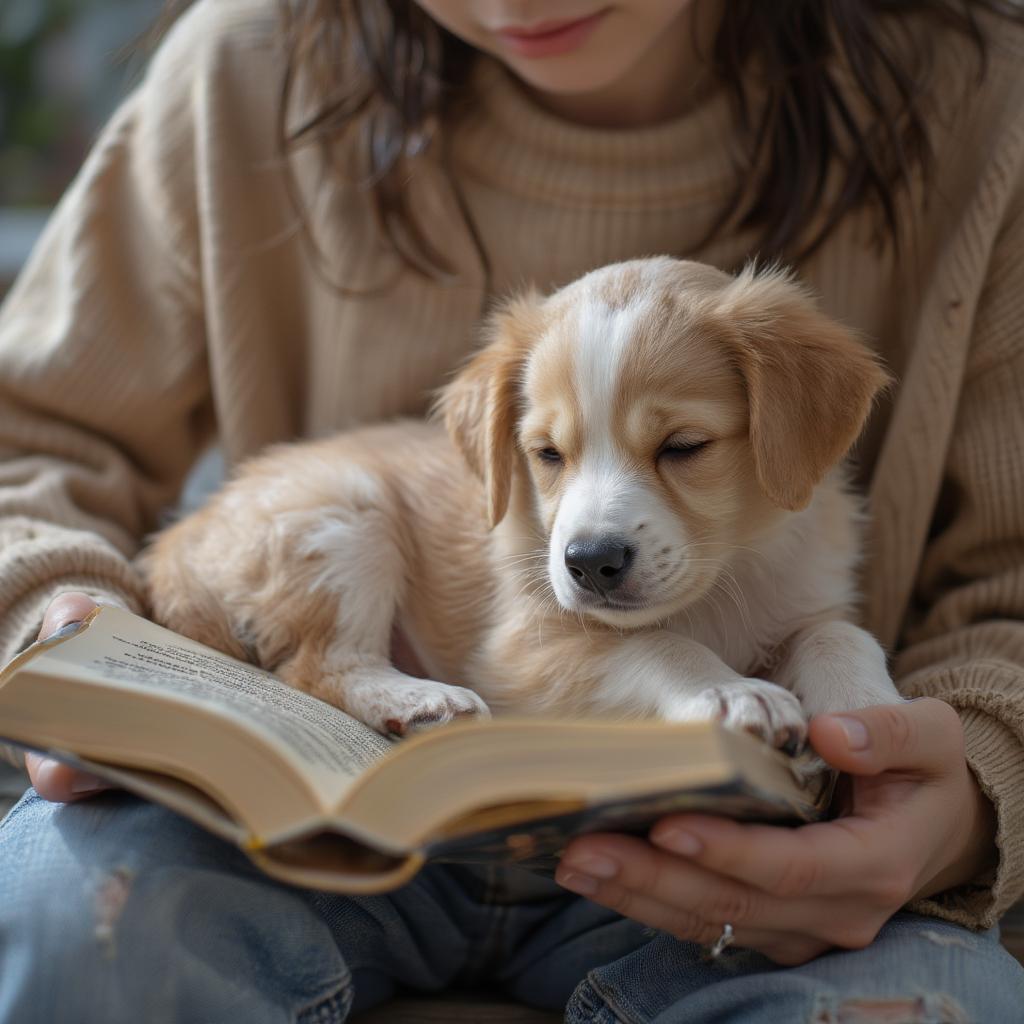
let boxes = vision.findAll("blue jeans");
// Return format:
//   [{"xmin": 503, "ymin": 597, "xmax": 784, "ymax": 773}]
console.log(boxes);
[{"xmin": 1, "ymin": 791, "xmax": 1021, "ymax": 1023}]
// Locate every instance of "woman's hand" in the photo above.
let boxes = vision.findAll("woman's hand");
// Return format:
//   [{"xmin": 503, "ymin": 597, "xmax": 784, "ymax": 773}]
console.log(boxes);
[
  {"xmin": 24, "ymin": 592, "xmax": 113, "ymax": 802},
  {"xmin": 555, "ymin": 698, "xmax": 997, "ymax": 965}
]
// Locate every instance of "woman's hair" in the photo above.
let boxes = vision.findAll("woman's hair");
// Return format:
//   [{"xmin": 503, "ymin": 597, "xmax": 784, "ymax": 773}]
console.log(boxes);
[{"xmin": 151, "ymin": 1, "xmax": 1022, "ymax": 283}]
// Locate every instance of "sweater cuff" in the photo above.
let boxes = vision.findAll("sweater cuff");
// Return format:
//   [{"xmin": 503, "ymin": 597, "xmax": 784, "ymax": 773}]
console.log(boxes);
[
  {"xmin": 901, "ymin": 680, "xmax": 1024, "ymax": 929},
  {"xmin": 0, "ymin": 518, "xmax": 148, "ymax": 665}
]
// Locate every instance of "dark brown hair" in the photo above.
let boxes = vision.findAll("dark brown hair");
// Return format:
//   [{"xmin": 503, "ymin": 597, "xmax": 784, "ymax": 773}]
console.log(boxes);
[{"xmin": 151, "ymin": 1, "xmax": 1023, "ymax": 283}]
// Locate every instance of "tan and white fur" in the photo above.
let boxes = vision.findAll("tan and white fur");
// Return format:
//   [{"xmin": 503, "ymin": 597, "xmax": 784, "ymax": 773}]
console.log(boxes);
[{"xmin": 142, "ymin": 258, "xmax": 900, "ymax": 750}]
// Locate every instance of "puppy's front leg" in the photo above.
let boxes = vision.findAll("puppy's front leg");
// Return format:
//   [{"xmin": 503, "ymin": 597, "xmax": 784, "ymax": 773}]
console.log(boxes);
[
  {"xmin": 774, "ymin": 620, "xmax": 901, "ymax": 718},
  {"xmin": 146, "ymin": 464, "xmax": 489, "ymax": 739},
  {"xmin": 594, "ymin": 633, "xmax": 807, "ymax": 751},
  {"xmin": 280, "ymin": 646, "xmax": 490, "ymax": 739},
  {"xmin": 269, "ymin": 525, "xmax": 491, "ymax": 738}
]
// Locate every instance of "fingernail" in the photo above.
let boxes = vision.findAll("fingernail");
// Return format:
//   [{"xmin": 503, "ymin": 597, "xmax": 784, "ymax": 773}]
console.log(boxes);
[
  {"xmin": 71, "ymin": 773, "xmax": 108, "ymax": 794},
  {"xmin": 832, "ymin": 714, "xmax": 870, "ymax": 751},
  {"xmin": 653, "ymin": 828, "xmax": 703, "ymax": 856},
  {"xmin": 560, "ymin": 853, "xmax": 619, "ymax": 879},
  {"xmin": 43, "ymin": 620, "xmax": 83, "ymax": 642},
  {"xmin": 555, "ymin": 869, "xmax": 599, "ymax": 895}
]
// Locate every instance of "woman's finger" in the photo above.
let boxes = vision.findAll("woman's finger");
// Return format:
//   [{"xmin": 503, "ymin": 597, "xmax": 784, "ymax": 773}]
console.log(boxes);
[
  {"xmin": 646, "ymin": 814, "xmax": 889, "ymax": 899},
  {"xmin": 558, "ymin": 833, "xmax": 840, "ymax": 934},
  {"xmin": 559, "ymin": 871, "xmax": 788, "ymax": 948},
  {"xmin": 557, "ymin": 833, "xmax": 892, "ymax": 957},
  {"xmin": 24, "ymin": 753, "xmax": 110, "ymax": 803},
  {"xmin": 556, "ymin": 847, "xmax": 835, "ymax": 964},
  {"xmin": 808, "ymin": 698, "xmax": 963, "ymax": 777}
]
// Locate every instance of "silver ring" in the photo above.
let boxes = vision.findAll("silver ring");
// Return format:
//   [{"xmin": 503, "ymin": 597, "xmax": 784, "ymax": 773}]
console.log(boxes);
[{"xmin": 709, "ymin": 922, "xmax": 735, "ymax": 959}]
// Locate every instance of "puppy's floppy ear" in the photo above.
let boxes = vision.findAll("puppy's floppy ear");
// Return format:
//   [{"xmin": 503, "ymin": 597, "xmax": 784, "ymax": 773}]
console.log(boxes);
[
  {"xmin": 714, "ymin": 264, "xmax": 892, "ymax": 511},
  {"xmin": 435, "ymin": 291, "xmax": 544, "ymax": 529}
]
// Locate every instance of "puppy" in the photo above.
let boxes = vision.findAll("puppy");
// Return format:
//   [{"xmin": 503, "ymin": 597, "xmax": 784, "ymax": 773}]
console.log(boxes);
[{"xmin": 141, "ymin": 258, "xmax": 901, "ymax": 750}]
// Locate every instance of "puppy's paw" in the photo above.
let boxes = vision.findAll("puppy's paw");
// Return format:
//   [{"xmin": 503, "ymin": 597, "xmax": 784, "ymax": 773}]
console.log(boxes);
[
  {"xmin": 668, "ymin": 679, "xmax": 807, "ymax": 752},
  {"xmin": 376, "ymin": 681, "xmax": 491, "ymax": 738}
]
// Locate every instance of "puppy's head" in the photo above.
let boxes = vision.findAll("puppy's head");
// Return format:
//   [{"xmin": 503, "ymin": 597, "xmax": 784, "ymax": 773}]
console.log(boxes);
[{"xmin": 440, "ymin": 258, "xmax": 889, "ymax": 627}]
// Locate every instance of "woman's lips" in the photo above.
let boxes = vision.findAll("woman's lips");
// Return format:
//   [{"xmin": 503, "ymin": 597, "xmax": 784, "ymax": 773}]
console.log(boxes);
[{"xmin": 495, "ymin": 10, "xmax": 609, "ymax": 58}]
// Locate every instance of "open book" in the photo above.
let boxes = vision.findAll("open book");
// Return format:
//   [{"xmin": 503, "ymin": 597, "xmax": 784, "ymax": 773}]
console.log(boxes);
[{"xmin": 0, "ymin": 607, "xmax": 832, "ymax": 893}]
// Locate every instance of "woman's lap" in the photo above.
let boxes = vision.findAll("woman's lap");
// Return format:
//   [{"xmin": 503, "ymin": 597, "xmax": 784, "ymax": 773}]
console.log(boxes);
[
  {"xmin": 0, "ymin": 790, "xmax": 636, "ymax": 1022},
  {"xmin": 2, "ymin": 791, "xmax": 1020, "ymax": 1024},
  {"xmin": 566, "ymin": 908, "xmax": 1024, "ymax": 1023}
]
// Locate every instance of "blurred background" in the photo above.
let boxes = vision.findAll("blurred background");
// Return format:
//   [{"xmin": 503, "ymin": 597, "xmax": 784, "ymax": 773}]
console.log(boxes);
[{"xmin": 1, "ymin": 0, "xmax": 163, "ymax": 296}]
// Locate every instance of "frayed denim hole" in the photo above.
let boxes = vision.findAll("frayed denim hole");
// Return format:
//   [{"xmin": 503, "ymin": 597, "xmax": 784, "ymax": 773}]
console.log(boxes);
[{"xmin": 810, "ymin": 992, "xmax": 972, "ymax": 1024}]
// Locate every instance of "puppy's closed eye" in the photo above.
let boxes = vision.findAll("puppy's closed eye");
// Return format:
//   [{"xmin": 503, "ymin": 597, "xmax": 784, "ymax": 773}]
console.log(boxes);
[
  {"xmin": 535, "ymin": 446, "xmax": 564, "ymax": 465},
  {"xmin": 656, "ymin": 437, "xmax": 710, "ymax": 461}
]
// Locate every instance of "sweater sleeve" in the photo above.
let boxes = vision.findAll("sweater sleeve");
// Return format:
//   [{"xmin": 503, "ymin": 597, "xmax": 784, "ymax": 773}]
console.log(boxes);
[
  {"xmin": 0, "ymin": 11, "xmax": 215, "ymax": 664},
  {"xmin": 894, "ymin": 159, "xmax": 1024, "ymax": 929}
]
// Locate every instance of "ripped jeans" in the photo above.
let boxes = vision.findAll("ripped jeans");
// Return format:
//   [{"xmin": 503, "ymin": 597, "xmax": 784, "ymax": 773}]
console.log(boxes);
[{"xmin": 1, "ymin": 791, "xmax": 1021, "ymax": 1023}]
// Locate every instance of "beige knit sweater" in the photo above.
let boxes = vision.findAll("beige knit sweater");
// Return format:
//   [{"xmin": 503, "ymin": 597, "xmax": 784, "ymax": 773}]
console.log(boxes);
[{"xmin": 1, "ymin": 0, "xmax": 1022, "ymax": 930}]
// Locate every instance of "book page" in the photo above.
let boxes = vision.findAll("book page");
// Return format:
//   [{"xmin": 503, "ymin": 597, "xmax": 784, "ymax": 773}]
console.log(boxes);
[{"xmin": 31, "ymin": 608, "xmax": 394, "ymax": 797}]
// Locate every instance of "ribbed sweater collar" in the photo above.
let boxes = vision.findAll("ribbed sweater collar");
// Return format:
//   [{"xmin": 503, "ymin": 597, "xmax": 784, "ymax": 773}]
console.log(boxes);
[{"xmin": 451, "ymin": 57, "xmax": 740, "ymax": 210}]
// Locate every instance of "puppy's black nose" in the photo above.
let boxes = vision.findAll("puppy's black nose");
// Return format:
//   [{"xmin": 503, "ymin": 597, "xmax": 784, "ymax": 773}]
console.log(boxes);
[{"xmin": 564, "ymin": 539, "xmax": 634, "ymax": 595}]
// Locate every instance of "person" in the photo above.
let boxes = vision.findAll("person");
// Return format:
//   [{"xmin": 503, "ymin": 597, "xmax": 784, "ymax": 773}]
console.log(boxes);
[{"xmin": 1, "ymin": 0, "xmax": 1022, "ymax": 1020}]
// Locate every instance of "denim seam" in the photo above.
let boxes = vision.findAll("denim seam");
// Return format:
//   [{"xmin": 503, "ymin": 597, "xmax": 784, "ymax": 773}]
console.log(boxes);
[
  {"xmin": 569, "ymin": 972, "xmax": 642, "ymax": 1024},
  {"xmin": 564, "ymin": 980, "xmax": 611, "ymax": 1024},
  {"xmin": 0, "ymin": 787, "xmax": 32, "ymax": 835},
  {"xmin": 466, "ymin": 865, "xmax": 513, "ymax": 981},
  {"xmin": 294, "ymin": 967, "xmax": 353, "ymax": 1024}
]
